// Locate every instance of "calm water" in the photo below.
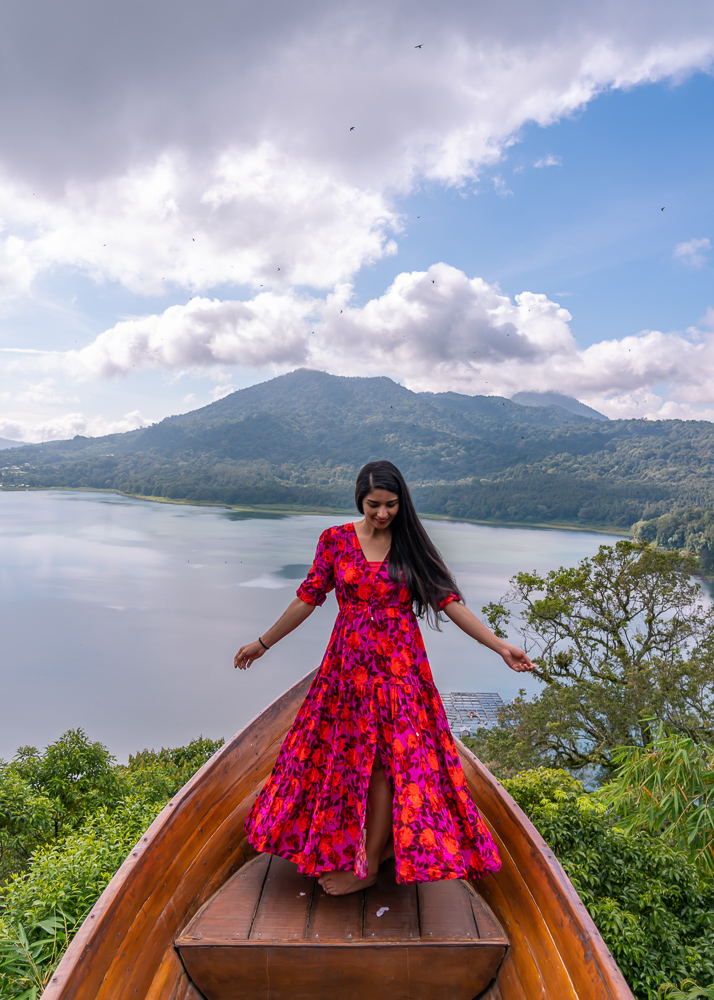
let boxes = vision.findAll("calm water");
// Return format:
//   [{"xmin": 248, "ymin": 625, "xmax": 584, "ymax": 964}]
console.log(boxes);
[{"xmin": 0, "ymin": 491, "xmax": 621, "ymax": 761}]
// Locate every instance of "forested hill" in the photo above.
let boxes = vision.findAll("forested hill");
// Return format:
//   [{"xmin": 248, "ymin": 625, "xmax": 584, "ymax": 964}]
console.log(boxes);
[{"xmin": 3, "ymin": 368, "xmax": 714, "ymax": 529}]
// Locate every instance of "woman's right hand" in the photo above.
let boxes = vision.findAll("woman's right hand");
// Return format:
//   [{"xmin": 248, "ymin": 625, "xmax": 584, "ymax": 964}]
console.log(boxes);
[{"xmin": 234, "ymin": 641, "xmax": 267, "ymax": 671}]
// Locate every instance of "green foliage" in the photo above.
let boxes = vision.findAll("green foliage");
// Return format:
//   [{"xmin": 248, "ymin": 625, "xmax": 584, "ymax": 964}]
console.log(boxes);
[
  {"xmin": 0, "ymin": 732, "xmax": 223, "ymax": 999},
  {"xmin": 4, "ymin": 368, "xmax": 714, "ymax": 528},
  {"xmin": 0, "ymin": 911, "xmax": 79, "ymax": 1000},
  {"xmin": 634, "ymin": 508, "xmax": 714, "ymax": 574},
  {"xmin": 11, "ymin": 729, "xmax": 120, "ymax": 839},
  {"xmin": 121, "ymin": 736, "xmax": 224, "ymax": 806},
  {"xmin": 659, "ymin": 981, "xmax": 714, "ymax": 999},
  {"xmin": 503, "ymin": 768, "xmax": 714, "ymax": 1000},
  {"xmin": 478, "ymin": 541, "xmax": 714, "ymax": 772},
  {"xmin": 599, "ymin": 725, "xmax": 714, "ymax": 874},
  {"xmin": 0, "ymin": 773, "xmax": 53, "ymax": 885}
]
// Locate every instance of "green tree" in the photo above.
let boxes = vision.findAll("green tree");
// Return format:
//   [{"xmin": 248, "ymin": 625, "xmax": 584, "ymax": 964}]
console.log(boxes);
[
  {"xmin": 634, "ymin": 508, "xmax": 714, "ymax": 575},
  {"xmin": 503, "ymin": 768, "xmax": 714, "ymax": 1000},
  {"xmin": 480, "ymin": 541, "xmax": 714, "ymax": 772},
  {"xmin": 598, "ymin": 725, "xmax": 714, "ymax": 874},
  {"xmin": 12, "ymin": 730, "xmax": 120, "ymax": 839},
  {"xmin": 0, "ymin": 772, "xmax": 53, "ymax": 885}
]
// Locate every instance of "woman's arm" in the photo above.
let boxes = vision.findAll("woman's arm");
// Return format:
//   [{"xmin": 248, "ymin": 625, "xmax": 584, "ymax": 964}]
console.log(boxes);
[
  {"xmin": 443, "ymin": 601, "xmax": 535, "ymax": 673},
  {"xmin": 234, "ymin": 597, "xmax": 315, "ymax": 670}
]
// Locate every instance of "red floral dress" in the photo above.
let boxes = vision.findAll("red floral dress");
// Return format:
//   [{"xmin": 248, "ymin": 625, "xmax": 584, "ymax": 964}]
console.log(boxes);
[{"xmin": 245, "ymin": 522, "xmax": 501, "ymax": 884}]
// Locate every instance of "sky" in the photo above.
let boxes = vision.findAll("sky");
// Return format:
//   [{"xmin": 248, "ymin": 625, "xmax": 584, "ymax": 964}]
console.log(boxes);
[{"xmin": 1, "ymin": 0, "xmax": 714, "ymax": 442}]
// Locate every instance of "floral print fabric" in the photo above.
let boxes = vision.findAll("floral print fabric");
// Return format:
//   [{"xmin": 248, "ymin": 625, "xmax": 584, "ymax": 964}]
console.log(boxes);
[{"xmin": 245, "ymin": 522, "xmax": 501, "ymax": 884}]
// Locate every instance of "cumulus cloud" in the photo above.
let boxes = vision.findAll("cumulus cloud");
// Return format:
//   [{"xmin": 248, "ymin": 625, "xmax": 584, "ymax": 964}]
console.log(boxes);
[
  {"xmin": 0, "ymin": 410, "xmax": 152, "ymax": 444},
  {"xmin": 0, "ymin": 2, "xmax": 712, "ymax": 301},
  {"xmin": 534, "ymin": 154, "xmax": 563, "ymax": 167},
  {"xmin": 10, "ymin": 261, "xmax": 710, "ymax": 425},
  {"xmin": 63, "ymin": 292, "xmax": 315, "ymax": 379},
  {"xmin": 0, "ymin": 149, "xmax": 398, "ymax": 298},
  {"xmin": 673, "ymin": 237, "xmax": 711, "ymax": 268},
  {"xmin": 2, "ymin": 1, "xmax": 714, "ymax": 437}
]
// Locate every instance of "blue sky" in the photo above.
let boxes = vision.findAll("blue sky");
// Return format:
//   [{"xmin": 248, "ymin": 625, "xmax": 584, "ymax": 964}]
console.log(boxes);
[
  {"xmin": 1, "ymin": 0, "xmax": 714, "ymax": 440},
  {"xmin": 357, "ymin": 73, "xmax": 714, "ymax": 345}
]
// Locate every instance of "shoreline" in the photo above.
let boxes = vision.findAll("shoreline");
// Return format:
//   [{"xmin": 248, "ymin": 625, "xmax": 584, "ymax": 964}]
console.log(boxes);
[{"xmin": 0, "ymin": 485, "xmax": 632, "ymax": 537}]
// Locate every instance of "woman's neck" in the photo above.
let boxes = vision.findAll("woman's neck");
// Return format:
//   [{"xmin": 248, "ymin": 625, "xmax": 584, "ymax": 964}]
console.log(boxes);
[{"xmin": 354, "ymin": 519, "xmax": 392, "ymax": 562}]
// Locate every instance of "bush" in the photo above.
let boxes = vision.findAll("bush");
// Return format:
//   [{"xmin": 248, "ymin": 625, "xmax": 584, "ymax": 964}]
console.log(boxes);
[
  {"xmin": 0, "ymin": 733, "xmax": 223, "ymax": 999},
  {"xmin": 503, "ymin": 768, "xmax": 714, "ymax": 1000}
]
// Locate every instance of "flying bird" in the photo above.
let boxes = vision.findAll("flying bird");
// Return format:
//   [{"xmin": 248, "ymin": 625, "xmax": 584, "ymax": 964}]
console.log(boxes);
[
  {"xmin": 661, "ymin": 207, "xmax": 665, "ymax": 211},
  {"xmin": 350, "ymin": 126, "xmax": 355, "ymax": 131},
  {"xmin": 415, "ymin": 44, "xmax": 423, "ymax": 48}
]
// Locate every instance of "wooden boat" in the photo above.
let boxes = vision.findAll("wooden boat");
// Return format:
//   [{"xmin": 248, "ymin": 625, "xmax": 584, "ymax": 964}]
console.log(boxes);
[{"xmin": 41, "ymin": 670, "xmax": 635, "ymax": 1000}]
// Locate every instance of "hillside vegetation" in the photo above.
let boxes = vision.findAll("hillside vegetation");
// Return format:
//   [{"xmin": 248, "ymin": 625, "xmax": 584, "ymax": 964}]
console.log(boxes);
[
  {"xmin": 3, "ymin": 369, "xmax": 714, "ymax": 529},
  {"xmin": 634, "ymin": 508, "xmax": 714, "ymax": 574}
]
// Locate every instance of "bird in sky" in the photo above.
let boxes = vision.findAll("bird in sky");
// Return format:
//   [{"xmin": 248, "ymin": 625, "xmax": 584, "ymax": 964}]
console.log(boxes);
[
  {"xmin": 415, "ymin": 44, "xmax": 423, "ymax": 48},
  {"xmin": 349, "ymin": 126, "xmax": 355, "ymax": 131},
  {"xmin": 661, "ymin": 207, "xmax": 665, "ymax": 211}
]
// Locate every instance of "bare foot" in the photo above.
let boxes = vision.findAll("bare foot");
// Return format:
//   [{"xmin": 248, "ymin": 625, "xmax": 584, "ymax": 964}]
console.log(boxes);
[{"xmin": 318, "ymin": 870, "xmax": 377, "ymax": 896}]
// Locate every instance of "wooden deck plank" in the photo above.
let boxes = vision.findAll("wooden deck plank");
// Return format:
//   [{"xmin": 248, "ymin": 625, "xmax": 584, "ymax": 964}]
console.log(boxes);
[
  {"xmin": 307, "ymin": 882, "xmax": 364, "ymax": 941},
  {"xmin": 417, "ymin": 879, "xmax": 480, "ymax": 940},
  {"xmin": 467, "ymin": 887, "xmax": 508, "ymax": 942},
  {"xmin": 178, "ymin": 853, "xmax": 270, "ymax": 943},
  {"xmin": 249, "ymin": 856, "xmax": 315, "ymax": 941},
  {"xmin": 363, "ymin": 861, "xmax": 419, "ymax": 940}
]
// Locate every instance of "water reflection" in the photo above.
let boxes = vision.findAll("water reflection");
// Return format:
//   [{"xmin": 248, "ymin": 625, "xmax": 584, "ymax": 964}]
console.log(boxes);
[{"xmin": 0, "ymin": 490, "xmax": 622, "ymax": 761}]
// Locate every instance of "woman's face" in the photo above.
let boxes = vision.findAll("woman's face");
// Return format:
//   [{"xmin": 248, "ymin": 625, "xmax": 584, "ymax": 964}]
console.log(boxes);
[{"xmin": 362, "ymin": 488, "xmax": 399, "ymax": 531}]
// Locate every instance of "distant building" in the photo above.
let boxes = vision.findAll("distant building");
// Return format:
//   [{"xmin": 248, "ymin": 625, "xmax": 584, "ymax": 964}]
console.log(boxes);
[{"xmin": 441, "ymin": 692, "xmax": 505, "ymax": 738}]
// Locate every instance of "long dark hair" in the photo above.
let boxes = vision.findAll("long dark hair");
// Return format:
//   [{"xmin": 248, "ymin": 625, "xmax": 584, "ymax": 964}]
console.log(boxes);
[{"xmin": 355, "ymin": 460, "xmax": 462, "ymax": 627}]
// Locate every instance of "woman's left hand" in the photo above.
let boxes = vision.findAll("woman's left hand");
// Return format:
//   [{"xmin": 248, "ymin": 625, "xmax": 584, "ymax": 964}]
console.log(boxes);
[{"xmin": 500, "ymin": 643, "xmax": 535, "ymax": 673}]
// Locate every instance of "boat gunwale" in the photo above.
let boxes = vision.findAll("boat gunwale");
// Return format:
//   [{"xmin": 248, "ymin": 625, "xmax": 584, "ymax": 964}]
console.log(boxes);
[
  {"xmin": 457, "ymin": 740, "xmax": 635, "ymax": 1000},
  {"xmin": 40, "ymin": 669, "xmax": 319, "ymax": 1000},
  {"xmin": 40, "ymin": 669, "xmax": 635, "ymax": 1000}
]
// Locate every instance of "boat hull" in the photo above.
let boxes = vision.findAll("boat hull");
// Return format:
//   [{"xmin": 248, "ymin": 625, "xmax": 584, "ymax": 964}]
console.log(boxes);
[{"xmin": 41, "ymin": 669, "xmax": 634, "ymax": 1000}]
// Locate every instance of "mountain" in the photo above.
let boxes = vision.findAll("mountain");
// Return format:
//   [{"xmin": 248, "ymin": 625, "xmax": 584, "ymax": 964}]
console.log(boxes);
[
  {"xmin": 0, "ymin": 437, "xmax": 23, "ymax": 449},
  {"xmin": 511, "ymin": 391, "xmax": 608, "ymax": 422},
  {"xmin": 2, "ymin": 368, "xmax": 713, "ymax": 530}
]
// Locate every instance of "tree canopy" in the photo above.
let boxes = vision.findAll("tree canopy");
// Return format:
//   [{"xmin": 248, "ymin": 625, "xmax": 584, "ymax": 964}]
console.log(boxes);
[{"xmin": 477, "ymin": 540, "xmax": 714, "ymax": 774}]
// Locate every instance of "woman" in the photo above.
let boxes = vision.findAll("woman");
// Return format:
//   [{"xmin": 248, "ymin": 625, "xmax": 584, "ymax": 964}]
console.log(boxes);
[{"xmin": 234, "ymin": 460, "xmax": 534, "ymax": 896}]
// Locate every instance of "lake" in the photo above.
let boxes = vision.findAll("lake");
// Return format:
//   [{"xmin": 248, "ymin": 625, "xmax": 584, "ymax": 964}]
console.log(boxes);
[{"xmin": 0, "ymin": 491, "xmax": 622, "ymax": 761}]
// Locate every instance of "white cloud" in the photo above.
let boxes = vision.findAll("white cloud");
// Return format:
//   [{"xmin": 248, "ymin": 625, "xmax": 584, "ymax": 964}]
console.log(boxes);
[
  {"xmin": 9, "ymin": 261, "xmax": 711, "ymax": 429},
  {"xmin": 0, "ymin": 4, "xmax": 711, "ymax": 302},
  {"xmin": 534, "ymin": 154, "xmax": 562, "ymax": 168},
  {"xmin": 0, "ymin": 148, "xmax": 399, "ymax": 299},
  {"xmin": 62, "ymin": 293, "xmax": 315, "ymax": 379},
  {"xmin": 0, "ymin": 410, "xmax": 152, "ymax": 444},
  {"xmin": 673, "ymin": 237, "xmax": 711, "ymax": 268}
]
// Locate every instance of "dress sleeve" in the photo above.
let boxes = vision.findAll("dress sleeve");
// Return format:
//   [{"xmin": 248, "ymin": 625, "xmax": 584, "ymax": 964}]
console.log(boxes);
[
  {"xmin": 438, "ymin": 592, "xmax": 462, "ymax": 609},
  {"xmin": 296, "ymin": 529, "xmax": 336, "ymax": 607}
]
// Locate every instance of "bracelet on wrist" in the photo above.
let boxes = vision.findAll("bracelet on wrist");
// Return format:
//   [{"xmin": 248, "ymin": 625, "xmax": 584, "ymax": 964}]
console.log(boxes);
[{"xmin": 258, "ymin": 636, "xmax": 270, "ymax": 650}]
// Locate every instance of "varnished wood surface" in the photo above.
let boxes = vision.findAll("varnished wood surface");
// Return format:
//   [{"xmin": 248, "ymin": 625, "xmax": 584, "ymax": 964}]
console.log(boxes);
[
  {"xmin": 177, "ymin": 853, "xmax": 507, "ymax": 1000},
  {"xmin": 41, "ymin": 666, "xmax": 636, "ymax": 1000},
  {"xmin": 40, "ymin": 670, "xmax": 319, "ymax": 1000},
  {"xmin": 177, "ymin": 852, "xmax": 505, "ymax": 945},
  {"xmin": 457, "ymin": 741, "xmax": 636, "ymax": 1000}
]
